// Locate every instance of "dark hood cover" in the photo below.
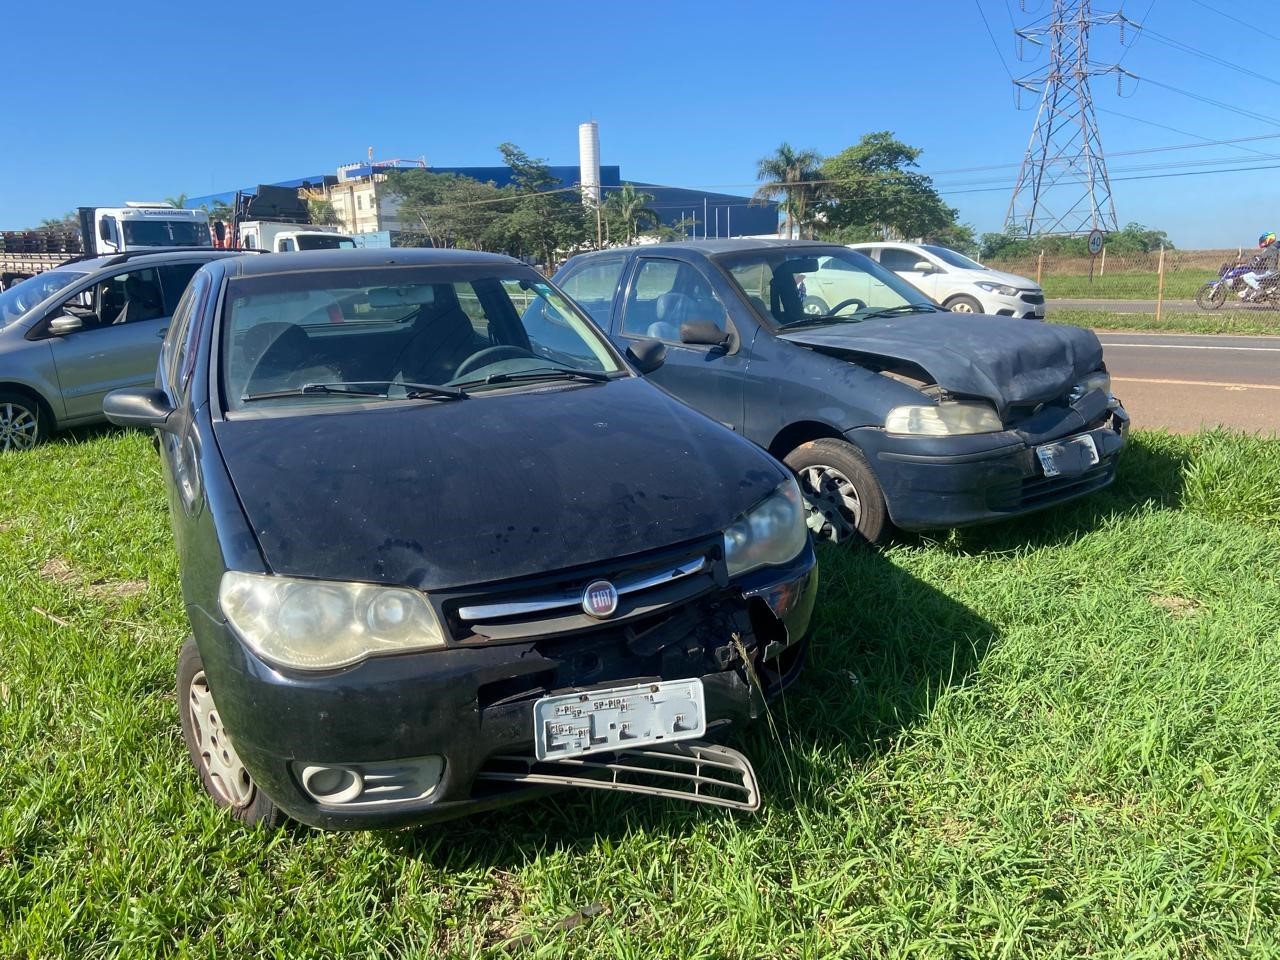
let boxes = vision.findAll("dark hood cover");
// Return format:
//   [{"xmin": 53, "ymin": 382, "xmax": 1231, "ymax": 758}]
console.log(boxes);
[
  {"xmin": 213, "ymin": 378, "xmax": 784, "ymax": 591},
  {"xmin": 779, "ymin": 312, "xmax": 1103, "ymax": 415}
]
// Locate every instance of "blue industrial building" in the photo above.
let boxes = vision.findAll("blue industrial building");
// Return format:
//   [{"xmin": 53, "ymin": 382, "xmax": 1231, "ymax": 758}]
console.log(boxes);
[{"xmin": 186, "ymin": 159, "xmax": 778, "ymax": 241}]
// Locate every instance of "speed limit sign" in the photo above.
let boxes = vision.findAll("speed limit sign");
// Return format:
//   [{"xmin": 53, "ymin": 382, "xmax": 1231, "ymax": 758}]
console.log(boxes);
[{"xmin": 1087, "ymin": 229, "xmax": 1105, "ymax": 256}]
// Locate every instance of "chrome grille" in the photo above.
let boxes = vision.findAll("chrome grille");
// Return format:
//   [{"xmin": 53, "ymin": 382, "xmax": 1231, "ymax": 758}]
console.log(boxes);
[{"xmin": 441, "ymin": 541, "xmax": 720, "ymax": 643}]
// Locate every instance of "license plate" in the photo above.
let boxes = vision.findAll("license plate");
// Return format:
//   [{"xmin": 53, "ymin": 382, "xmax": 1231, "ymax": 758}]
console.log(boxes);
[
  {"xmin": 533, "ymin": 679, "xmax": 706, "ymax": 761},
  {"xmin": 1036, "ymin": 433, "xmax": 1099, "ymax": 478}
]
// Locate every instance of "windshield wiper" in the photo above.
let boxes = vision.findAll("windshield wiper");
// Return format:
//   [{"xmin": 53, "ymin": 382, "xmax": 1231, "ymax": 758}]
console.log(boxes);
[
  {"xmin": 458, "ymin": 367, "xmax": 612, "ymax": 388},
  {"xmin": 241, "ymin": 380, "xmax": 466, "ymax": 403},
  {"xmin": 854, "ymin": 304, "xmax": 940, "ymax": 321},
  {"xmin": 778, "ymin": 315, "xmax": 863, "ymax": 330}
]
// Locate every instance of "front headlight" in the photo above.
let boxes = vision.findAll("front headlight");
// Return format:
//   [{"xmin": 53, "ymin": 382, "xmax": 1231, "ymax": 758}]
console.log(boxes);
[
  {"xmin": 976, "ymin": 281, "xmax": 1019, "ymax": 297},
  {"xmin": 1068, "ymin": 371, "xmax": 1111, "ymax": 403},
  {"xmin": 723, "ymin": 477, "xmax": 808, "ymax": 579},
  {"xmin": 885, "ymin": 401, "xmax": 1003, "ymax": 436},
  {"xmin": 219, "ymin": 571, "xmax": 446, "ymax": 671}
]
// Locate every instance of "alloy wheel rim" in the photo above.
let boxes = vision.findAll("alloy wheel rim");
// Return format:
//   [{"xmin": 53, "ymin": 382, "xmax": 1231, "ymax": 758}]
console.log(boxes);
[
  {"xmin": 799, "ymin": 464, "xmax": 861, "ymax": 542},
  {"xmin": 0, "ymin": 402, "xmax": 38, "ymax": 451},
  {"xmin": 950, "ymin": 301, "xmax": 976, "ymax": 313},
  {"xmin": 188, "ymin": 671, "xmax": 255, "ymax": 807}
]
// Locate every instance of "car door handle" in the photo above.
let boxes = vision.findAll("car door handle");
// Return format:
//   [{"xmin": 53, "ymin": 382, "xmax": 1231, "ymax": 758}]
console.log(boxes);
[{"xmin": 157, "ymin": 328, "xmax": 168, "ymax": 338}]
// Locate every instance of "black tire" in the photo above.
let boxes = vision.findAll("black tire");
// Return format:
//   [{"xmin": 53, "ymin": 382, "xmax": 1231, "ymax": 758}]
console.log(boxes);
[
  {"xmin": 177, "ymin": 637, "xmax": 282, "ymax": 827},
  {"xmin": 802, "ymin": 295, "xmax": 829, "ymax": 316},
  {"xmin": 784, "ymin": 438, "xmax": 889, "ymax": 545},
  {"xmin": 0, "ymin": 390, "xmax": 48, "ymax": 452},
  {"xmin": 944, "ymin": 295, "xmax": 984, "ymax": 314},
  {"xmin": 1195, "ymin": 282, "xmax": 1226, "ymax": 310}
]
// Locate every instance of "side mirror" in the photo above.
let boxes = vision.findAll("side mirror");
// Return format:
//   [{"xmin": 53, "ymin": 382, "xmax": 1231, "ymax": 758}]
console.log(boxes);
[
  {"xmin": 48, "ymin": 313, "xmax": 83, "ymax": 336},
  {"xmin": 679, "ymin": 320, "xmax": 731, "ymax": 348},
  {"xmin": 913, "ymin": 260, "xmax": 936, "ymax": 274},
  {"xmin": 626, "ymin": 338, "xmax": 667, "ymax": 374},
  {"xmin": 103, "ymin": 387, "xmax": 175, "ymax": 431}
]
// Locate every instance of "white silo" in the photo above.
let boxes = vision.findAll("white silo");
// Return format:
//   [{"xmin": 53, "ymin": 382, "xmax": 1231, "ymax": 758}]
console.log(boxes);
[{"xmin": 579, "ymin": 121, "xmax": 601, "ymax": 205}]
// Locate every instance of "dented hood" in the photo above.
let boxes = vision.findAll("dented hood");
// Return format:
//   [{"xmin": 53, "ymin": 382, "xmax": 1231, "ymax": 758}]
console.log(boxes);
[
  {"xmin": 778, "ymin": 311, "xmax": 1103, "ymax": 415},
  {"xmin": 213, "ymin": 378, "xmax": 785, "ymax": 591}
]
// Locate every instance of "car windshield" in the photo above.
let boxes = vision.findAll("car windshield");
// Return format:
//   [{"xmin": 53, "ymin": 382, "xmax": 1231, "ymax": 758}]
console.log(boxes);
[
  {"xmin": 222, "ymin": 266, "xmax": 624, "ymax": 410},
  {"xmin": 0, "ymin": 269, "xmax": 87, "ymax": 327},
  {"xmin": 921, "ymin": 244, "xmax": 987, "ymax": 271},
  {"xmin": 295, "ymin": 234, "xmax": 356, "ymax": 250},
  {"xmin": 122, "ymin": 219, "xmax": 213, "ymax": 247},
  {"xmin": 719, "ymin": 248, "xmax": 937, "ymax": 328}
]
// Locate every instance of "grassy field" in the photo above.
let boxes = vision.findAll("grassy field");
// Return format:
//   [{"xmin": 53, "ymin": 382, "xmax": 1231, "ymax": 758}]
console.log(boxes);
[
  {"xmin": 1039, "ymin": 272, "xmax": 1215, "ymax": 301},
  {"xmin": 3, "ymin": 429, "xmax": 1280, "ymax": 958},
  {"xmin": 1049, "ymin": 308, "xmax": 1280, "ymax": 337}
]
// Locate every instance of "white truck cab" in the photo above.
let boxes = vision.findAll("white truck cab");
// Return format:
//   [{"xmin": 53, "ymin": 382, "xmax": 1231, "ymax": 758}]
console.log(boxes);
[
  {"xmin": 82, "ymin": 203, "xmax": 213, "ymax": 255},
  {"xmin": 239, "ymin": 222, "xmax": 356, "ymax": 253}
]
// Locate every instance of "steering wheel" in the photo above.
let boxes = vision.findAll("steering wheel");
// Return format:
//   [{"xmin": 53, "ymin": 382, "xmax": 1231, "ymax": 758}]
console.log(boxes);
[
  {"xmin": 453, "ymin": 345, "xmax": 535, "ymax": 378},
  {"xmin": 830, "ymin": 297, "xmax": 866, "ymax": 314}
]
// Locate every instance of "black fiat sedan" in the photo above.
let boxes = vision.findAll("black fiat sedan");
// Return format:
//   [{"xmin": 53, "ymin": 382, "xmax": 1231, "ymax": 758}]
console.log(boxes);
[{"xmin": 104, "ymin": 248, "xmax": 816, "ymax": 830}]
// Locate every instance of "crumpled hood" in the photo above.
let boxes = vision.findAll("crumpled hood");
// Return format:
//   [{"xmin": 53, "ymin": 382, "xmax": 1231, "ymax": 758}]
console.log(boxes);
[
  {"xmin": 213, "ymin": 378, "xmax": 785, "ymax": 591},
  {"xmin": 779, "ymin": 312, "xmax": 1103, "ymax": 415}
]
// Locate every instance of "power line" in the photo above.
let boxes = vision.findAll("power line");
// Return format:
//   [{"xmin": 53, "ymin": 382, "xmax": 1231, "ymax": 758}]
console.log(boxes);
[
  {"xmin": 974, "ymin": 0, "xmax": 1016, "ymax": 80},
  {"xmin": 1139, "ymin": 26, "xmax": 1280, "ymax": 90},
  {"xmin": 1188, "ymin": 0, "xmax": 1280, "ymax": 44},
  {"xmin": 1122, "ymin": 72, "xmax": 1280, "ymax": 127},
  {"xmin": 1096, "ymin": 106, "xmax": 1277, "ymax": 159},
  {"xmin": 1114, "ymin": 0, "xmax": 1155, "ymax": 66}
]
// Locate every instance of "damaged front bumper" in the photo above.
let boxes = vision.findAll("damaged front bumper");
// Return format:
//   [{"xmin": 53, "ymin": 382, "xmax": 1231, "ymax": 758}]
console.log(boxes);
[
  {"xmin": 852, "ymin": 389, "xmax": 1130, "ymax": 530},
  {"xmin": 191, "ymin": 541, "xmax": 817, "ymax": 831}
]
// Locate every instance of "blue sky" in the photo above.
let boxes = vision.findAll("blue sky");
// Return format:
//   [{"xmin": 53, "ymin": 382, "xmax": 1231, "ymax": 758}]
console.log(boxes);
[{"xmin": 2, "ymin": 0, "xmax": 1274, "ymax": 247}]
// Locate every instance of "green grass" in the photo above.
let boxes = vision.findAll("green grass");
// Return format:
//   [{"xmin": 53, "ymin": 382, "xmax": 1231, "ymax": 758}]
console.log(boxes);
[
  {"xmin": 1041, "ymin": 272, "xmax": 1215, "ymax": 300},
  {"xmin": 1049, "ymin": 308, "xmax": 1280, "ymax": 336},
  {"xmin": 3, "ymin": 429, "xmax": 1280, "ymax": 957}
]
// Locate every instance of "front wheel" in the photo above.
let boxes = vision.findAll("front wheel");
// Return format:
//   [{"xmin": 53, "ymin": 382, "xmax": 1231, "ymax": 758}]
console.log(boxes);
[
  {"xmin": 1195, "ymin": 282, "xmax": 1226, "ymax": 310},
  {"xmin": 784, "ymin": 439, "xmax": 889, "ymax": 545},
  {"xmin": 178, "ymin": 637, "xmax": 282, "ymax": 827},
  {"xmin": 0, "ymin": 391, "xmax": 47, "ymax": 452},
  {"xmin": 944, "ymin": 295, "xmax": 984, "ymax": 314},
  {"xmin": 802, "ymin": 295, "xmax": 829, "ymax": 316}
]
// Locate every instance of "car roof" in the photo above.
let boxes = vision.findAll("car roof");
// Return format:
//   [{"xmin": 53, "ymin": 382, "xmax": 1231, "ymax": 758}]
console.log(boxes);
[
  {"xmin": 70, "ymin": 249, "xmax": 245, "ymax": 273},
  {"xmin": 575, "ymin": 239, "xmax": 849, "ymax": 260},
  {"xmin": 224, "ymin": 247, "xmax": 526, "ymax": 277}
]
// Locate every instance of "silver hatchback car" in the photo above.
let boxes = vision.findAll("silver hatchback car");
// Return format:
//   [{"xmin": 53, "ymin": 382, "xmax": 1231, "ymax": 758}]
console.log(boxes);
[{"xmin": 0, "ymin": 250, "xmax": 245, "ymax": 450}]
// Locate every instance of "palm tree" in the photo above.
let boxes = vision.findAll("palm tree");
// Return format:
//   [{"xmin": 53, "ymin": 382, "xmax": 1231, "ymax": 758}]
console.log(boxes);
[
  {"xmin": 752, "ymin": 143, "xmax": 823, "ymax": 240},
  {"xmin": 603, "ymin": 183, "xmax": 661, "ymax": 244},
  {"xmin": 165, "ymin": 193, "xmax": 188, "ymax": 209}
]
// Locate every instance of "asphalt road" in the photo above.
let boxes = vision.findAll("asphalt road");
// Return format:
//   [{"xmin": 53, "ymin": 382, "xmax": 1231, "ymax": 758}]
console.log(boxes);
[{"xmin": 1097, "ymin": 332, "xmax": 1280, "ymax": 434}]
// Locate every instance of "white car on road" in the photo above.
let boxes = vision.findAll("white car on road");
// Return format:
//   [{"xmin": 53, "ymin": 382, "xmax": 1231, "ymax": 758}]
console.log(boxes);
[{"xmin": 848, "ymin": 242, "xmax": 1045, "ymax": 318}]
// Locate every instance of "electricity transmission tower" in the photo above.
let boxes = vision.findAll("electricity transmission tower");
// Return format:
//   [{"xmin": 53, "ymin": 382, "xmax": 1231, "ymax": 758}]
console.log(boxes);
[{"xmin": 1005, "ymin": 0, "xmax": 1136, "ymax": 237}]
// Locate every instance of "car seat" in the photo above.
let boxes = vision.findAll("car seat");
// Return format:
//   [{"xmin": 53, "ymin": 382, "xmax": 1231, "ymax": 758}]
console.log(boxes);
[
  {"xmin": 116, "ymin": 274, "xmax": 164, "ymax": 324},
  {"xmin": 646, "ymin": 291, "xmax": 694, "ymax": 341},
  {"xmin": 390, "ymin": 286, "xmax": 483, "ymax": 383}
]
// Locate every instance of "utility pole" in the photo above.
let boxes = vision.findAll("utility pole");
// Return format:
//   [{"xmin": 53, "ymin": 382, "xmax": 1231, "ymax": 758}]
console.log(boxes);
[{"xmin": 1005, "ymin": 0, "xmax": 1138, "ymax": 236}]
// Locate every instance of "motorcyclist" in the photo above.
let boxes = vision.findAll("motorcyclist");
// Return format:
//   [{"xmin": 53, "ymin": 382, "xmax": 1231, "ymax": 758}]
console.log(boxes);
[{"xmin": 1240, "ymin": 231, "xmax": 1278, "ymax": 300}]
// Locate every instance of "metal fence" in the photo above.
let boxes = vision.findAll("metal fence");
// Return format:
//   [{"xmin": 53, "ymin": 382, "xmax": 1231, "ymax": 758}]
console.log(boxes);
[{"xmin": 985, "ymin": 247, "xmax": 1280, "ymax": 318}]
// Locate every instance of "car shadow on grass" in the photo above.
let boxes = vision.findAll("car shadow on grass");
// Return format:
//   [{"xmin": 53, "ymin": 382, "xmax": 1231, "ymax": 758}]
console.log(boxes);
[
  {"xmin": 44, "ymin": 422, "xmax": 128, "ymax": 448},
  {"xmin": 382, "ymin": 542, "xmax": 997, "ymax": 866},
  {"xmin": 900, "ymin": 431, "xmax": 1189, "ymax": 556}
]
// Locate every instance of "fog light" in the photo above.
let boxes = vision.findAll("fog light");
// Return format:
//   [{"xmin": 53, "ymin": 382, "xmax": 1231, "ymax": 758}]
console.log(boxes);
[
  {"xmin": 299, "ymin": 764, "xmax": 364, "ymax": 805},
  {"xmin": 293, "ymin": 755, "xmax": 446, "ymax": 807}
]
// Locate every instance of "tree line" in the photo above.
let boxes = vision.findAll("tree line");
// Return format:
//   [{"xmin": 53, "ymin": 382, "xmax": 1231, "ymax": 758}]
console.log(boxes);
[{"xmin": 19, "ymin": 133, "xmax": 1174, "ymax": 262}]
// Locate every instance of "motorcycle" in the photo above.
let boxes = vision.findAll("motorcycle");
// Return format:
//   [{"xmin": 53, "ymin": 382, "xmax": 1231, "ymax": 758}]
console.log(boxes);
[{"xmin": 1196, "ymin": 259, "xmax": 1280, "ymax": 309}]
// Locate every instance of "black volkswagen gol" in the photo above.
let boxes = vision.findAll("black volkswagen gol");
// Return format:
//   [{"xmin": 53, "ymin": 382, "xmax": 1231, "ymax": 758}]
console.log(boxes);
[{"xmin": 104, "ymin": 249, "xmax": 817, "ymax": 830}]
